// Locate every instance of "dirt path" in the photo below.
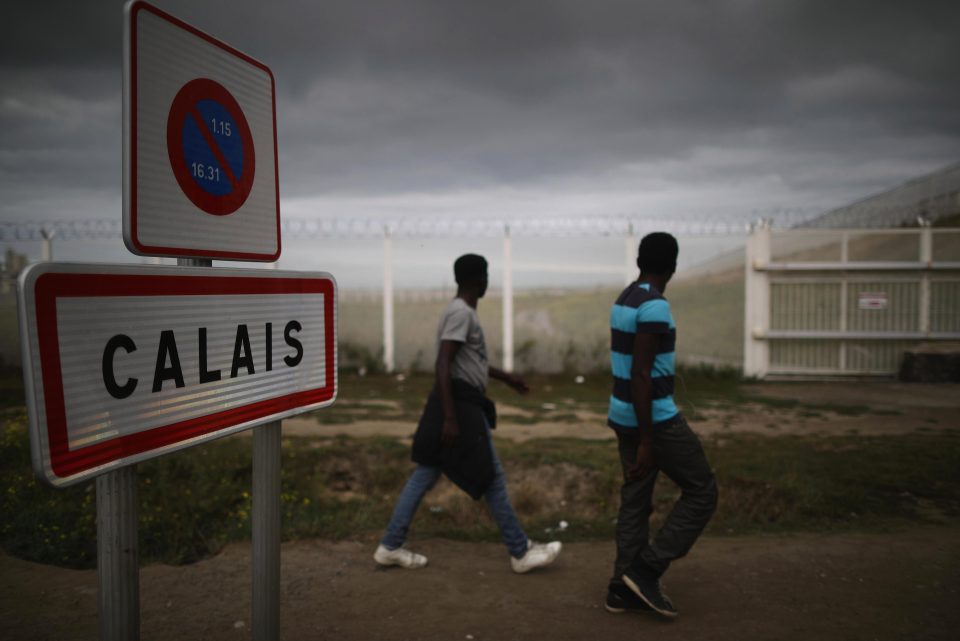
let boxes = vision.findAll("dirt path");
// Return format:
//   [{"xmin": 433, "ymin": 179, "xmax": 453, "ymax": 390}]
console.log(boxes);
[
  {"xmin": 2, "ymin": 528, "xmax": 958, "ymax": 641},
  {"xmin": 3, "ymin": 381, "xmax": 957, "ymax": 640},
  {"xmin": 283, "ymin": 381, "xmax": 959, "ymax": 441}
]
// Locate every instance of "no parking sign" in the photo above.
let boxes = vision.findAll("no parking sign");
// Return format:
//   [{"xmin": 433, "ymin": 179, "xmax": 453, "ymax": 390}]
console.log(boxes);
[
  {"xmin": 123, "ymin": 1, "xmax": 280, "ymax": 260},
  {"xmin": 167, "ymin": 78, "xmax": 256, "ymax": 216}
]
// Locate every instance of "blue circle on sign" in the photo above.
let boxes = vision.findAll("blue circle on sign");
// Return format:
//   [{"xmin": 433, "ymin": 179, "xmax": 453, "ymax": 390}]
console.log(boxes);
[
  {"xmin": 167, "ymin": 78, "xmax": 256, "ymax": 216},
  {"xmin": 181, "ymin": 100, "xmax": 244, "ymax": 196}
]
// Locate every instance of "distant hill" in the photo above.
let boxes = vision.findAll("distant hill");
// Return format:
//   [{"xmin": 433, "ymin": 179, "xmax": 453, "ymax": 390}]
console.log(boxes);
[{"xmin": 803, "ymin": 161, "xmax": 960, "ymax": 229}]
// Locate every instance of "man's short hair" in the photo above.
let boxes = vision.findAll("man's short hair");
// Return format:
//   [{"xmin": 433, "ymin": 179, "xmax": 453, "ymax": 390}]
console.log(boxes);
[
  {"xmin": 636, "ymin": 232, "xmax": 678, "ymax": 275},
  {"xmin": 454, "ymin": 254, "xmax": 488, "ymax": 286}
]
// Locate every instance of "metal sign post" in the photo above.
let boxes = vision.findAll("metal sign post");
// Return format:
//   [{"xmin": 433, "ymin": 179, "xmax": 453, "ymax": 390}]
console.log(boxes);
[
  {"xmin": 170, "ymin": 252, "xmax": 285, "ymax": 637},
  {"xmin": 96, "ymin": 466, "xmax": 140, "ymax": 641},
  {"xmin": 173, "ymin": 260, "xmax": 282, "ymax": 640},
  {"xmin": 252, "ymin": 421, "xmax": 281, "ymax": 640}
]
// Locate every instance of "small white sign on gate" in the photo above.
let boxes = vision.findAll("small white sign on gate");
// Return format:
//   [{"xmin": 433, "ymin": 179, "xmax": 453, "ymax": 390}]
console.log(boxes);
[{"xmin": 857, "ymin": 291, "xmax": 889, "ymax": 310}]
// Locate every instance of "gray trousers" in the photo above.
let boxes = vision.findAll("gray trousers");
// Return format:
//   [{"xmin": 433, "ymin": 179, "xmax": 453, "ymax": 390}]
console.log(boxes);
[{"xmin": 611, "ymin": 415, "xmax": 718, "ymax": 584}]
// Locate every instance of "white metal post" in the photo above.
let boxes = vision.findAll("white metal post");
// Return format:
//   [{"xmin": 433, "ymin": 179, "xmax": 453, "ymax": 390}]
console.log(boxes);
[
  {"xmin": 41, "ymin": 229, "xmax": 55, "ymax": 262},
  {"xmin": 502, "ymin": 225, "xmax": 514, "ymax": 373},
  {"xmin": 383, "ymin": 227, "xmax": 395, "ymax": 373},
  {"xmin": 178, "ymin": 256, "xmax": 281, "ymax": 640},
  {"xmin": 919, "ymin": 224, "xmax": 933, "ymax": 334},
  {"xmin": 743, "ymin": 223, "xmax": 771, "ymax": 378},
  {"xmin": 625, "ymin": 224, "xmax": 637, "ymax": 285},
  {"xmin": 839, "ymin": 231, "xmax": 849, "ymax": 372},
  {"xmin": 252, "ymin": 420, "xmax": 281, "ymax": 641},
  {"xmin": 96, "ymin": 465, "xmax": 140, "ymax": 641}
]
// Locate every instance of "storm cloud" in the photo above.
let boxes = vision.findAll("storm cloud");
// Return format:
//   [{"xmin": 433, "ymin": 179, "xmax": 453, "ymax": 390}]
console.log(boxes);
[{"xmin": 2, "ymin": 0, "xmax": 959, "ymax": 226}]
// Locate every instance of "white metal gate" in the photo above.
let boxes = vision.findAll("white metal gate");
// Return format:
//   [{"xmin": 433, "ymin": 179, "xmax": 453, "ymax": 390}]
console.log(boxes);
[{"xmin": 744, "ymin": 225, "xmax": 960, "ymax": 377}]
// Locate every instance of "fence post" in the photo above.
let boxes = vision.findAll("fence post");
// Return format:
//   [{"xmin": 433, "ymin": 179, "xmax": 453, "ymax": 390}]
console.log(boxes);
[
  {"xmin": 502, "ymin": 224, "xmax": 514, "ymax": 373},
  {"xmin": 624, "ymin": 223, "xmax": 636, "ymax": 285},
  {"xmin": 743, "ymin": 222, "xmax": 771, "ymax": 378},
  {"xmin": 41, "ymin": 228, "xmax": 55, "ymax": 262},
  {"xmin": 839, "ymin": 231, "xmax": 849, "ymax": 372},
  {"xmin": 919, "ymin": 222, "xmax": 933, "ymax": 335},
  {"xmin": 383, "ymin": 226, "xmax": 395, "ymax": 373}
]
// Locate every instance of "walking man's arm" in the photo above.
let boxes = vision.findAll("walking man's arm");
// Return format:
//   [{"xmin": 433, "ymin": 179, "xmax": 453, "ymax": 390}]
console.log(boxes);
[
  {"xmin": 628, "ymin": 331, "xmax": 659, "ymax": 480},
  {"xmin": 436, "ymin": 339, "xmax": 462, "ymax": 446},
  {"xmin": 489, "ymin": 366, "xmax": 529, "ymax": 395}
]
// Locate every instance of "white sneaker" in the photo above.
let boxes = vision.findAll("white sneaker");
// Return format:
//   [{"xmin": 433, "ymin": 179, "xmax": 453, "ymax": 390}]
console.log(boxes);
[
  {"xmin": 373, "ymin": 544, "xmax": 428, "ymax": 569},
  {"xmin": 510, "ymin": 540, "xmax": 562, "ymax": 574}
]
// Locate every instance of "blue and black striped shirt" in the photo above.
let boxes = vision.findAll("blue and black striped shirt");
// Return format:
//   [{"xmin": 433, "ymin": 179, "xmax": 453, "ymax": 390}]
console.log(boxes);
[{"xmin": 607, "ymin": 282, "xmax": 679, "ymax": 431}]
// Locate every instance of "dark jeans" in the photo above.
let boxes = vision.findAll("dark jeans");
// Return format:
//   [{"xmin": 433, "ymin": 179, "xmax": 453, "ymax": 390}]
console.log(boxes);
[{"xmin": 611, "ymin": 415, "xmax": 718, "ymax": 584}]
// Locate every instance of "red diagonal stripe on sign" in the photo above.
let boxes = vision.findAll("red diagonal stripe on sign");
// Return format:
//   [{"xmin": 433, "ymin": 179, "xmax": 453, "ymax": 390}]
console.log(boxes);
[{"xmin": 189, "ymin": 106, "xmax": 241, "ymax": 192}]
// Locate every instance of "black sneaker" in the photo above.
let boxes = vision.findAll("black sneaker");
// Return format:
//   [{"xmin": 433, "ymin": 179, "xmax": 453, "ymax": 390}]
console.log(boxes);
[
  {"xmin": 605, "ymin": 584, "xmax": 654, "ymax": 614},
  {"xmin": 621, "ymin": 567, "xmax": 678, "ymax": 618}
]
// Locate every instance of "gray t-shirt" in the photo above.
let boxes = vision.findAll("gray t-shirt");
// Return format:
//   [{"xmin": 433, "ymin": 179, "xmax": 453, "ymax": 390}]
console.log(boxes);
[{"xmin": 437, "ymin": 297, "xmax": 489, "ymax": 391}]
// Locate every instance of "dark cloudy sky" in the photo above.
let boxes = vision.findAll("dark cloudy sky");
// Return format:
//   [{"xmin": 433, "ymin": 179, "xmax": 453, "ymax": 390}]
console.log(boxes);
[{"xmin": 2, "ymin": 0, "xmax": 959, "ymax": 284}]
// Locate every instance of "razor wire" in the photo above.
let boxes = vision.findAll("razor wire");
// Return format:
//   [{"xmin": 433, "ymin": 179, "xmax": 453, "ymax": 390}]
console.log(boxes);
[
  {"xmin": 804, "ymin": 161, "xmax": 960, "ymax": 229},
  {"xmin": 1, "ymin": 210, "xmax": 824, "ymax": 244}
]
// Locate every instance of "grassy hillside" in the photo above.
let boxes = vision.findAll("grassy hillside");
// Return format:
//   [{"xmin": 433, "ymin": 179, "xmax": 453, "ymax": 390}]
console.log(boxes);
[
  {"xmin": 339, "ymin": 276, "xmax": 745, "ymax": 374},
  {"xmin": 0, "ymin": 271, "xmax": 749, "ymax": 377},
  {"xmin": 0, "ymin": 298, "xmax": 19, "ymax": 371}
]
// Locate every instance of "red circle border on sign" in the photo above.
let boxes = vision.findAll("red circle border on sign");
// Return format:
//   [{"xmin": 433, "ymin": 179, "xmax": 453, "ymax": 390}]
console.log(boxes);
[{"xmin": 166, "ymin": 78, "xmax": 256, "ymax": 216}]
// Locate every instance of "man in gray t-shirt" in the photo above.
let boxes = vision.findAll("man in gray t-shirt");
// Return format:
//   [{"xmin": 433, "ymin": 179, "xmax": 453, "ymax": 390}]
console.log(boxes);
[
  {"xmin": 437, "ymin": 296, "xmax": 489, "ymax": 392},
  {"xmin": 374, "ymin": 253, "xmax": 562, "ymax": 574}
]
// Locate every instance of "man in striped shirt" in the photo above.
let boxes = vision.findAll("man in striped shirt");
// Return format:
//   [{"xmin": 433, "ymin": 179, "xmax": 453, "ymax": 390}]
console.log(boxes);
[{"xmin": 605, "ymin": 232, "xmax": 718, "ymax": 618}]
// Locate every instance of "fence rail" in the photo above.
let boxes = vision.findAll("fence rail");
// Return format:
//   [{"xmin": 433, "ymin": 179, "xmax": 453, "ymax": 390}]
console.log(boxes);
[{"xmin": 8, "ymin": 214, "xmax": 958, "ymax": 377}]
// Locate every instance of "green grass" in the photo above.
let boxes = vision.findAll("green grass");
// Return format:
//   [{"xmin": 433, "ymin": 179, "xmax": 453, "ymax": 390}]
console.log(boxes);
[
  {"xmin": 0, "ymin": 301, "xmax": 19, "ymax": 375},
  {"xmin": 2, "ymin": 407, "xmax": 958, "ymax": 569},
  {"xmin": 669, "ymin": 275, "xmax": 744, "ymax": 365},
  {"xmin": 335, "ymin": 280, "xmax": 746, "ymax": 375},
  {"xmin": 1, "ymin": 274, "xmax": 748, "ymax": 394},
  {"xmin": 0, "ymin": 375, "xmax": 25, "ymax": 410},
  {"xmin": 0, "ymin": 412, "xmax": 413, "ymax": 568},
  {"xmin": 707, "ymin": 432, "xmax": 960, "ymax": 532},
  {"xmin": 0, "ymin": 359, "xmax": 25, "ymax": 411}
]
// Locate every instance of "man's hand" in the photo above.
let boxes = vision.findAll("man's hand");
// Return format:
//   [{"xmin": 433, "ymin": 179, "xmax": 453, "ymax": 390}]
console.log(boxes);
[
  {"xmin": 504, "ymin": 373, "xmax": 530, "ymax": 395},
  {"xmin": 627, "ymin": 439, "xmax": 655, "ymax": 480},
  {"xmin": 489, "ymin": 366, "xmax": 529, "ymax": 395},
  {"xmin": 441, "ymin": 416, "xmax": 460, "ymax": 447}
]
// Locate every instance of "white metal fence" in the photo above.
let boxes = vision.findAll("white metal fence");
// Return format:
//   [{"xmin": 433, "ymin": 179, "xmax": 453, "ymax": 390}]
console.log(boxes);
[
  {"xmin": 744, "ymin": 225, "xmax": 960, "ymax": 377},
  {"xmin": 7, "ymin": 216, "xmax": 960, "ymax": 378},
  {"xmin": 3, "ymin": 214, "xmax": 771, "ymax": 373}
]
